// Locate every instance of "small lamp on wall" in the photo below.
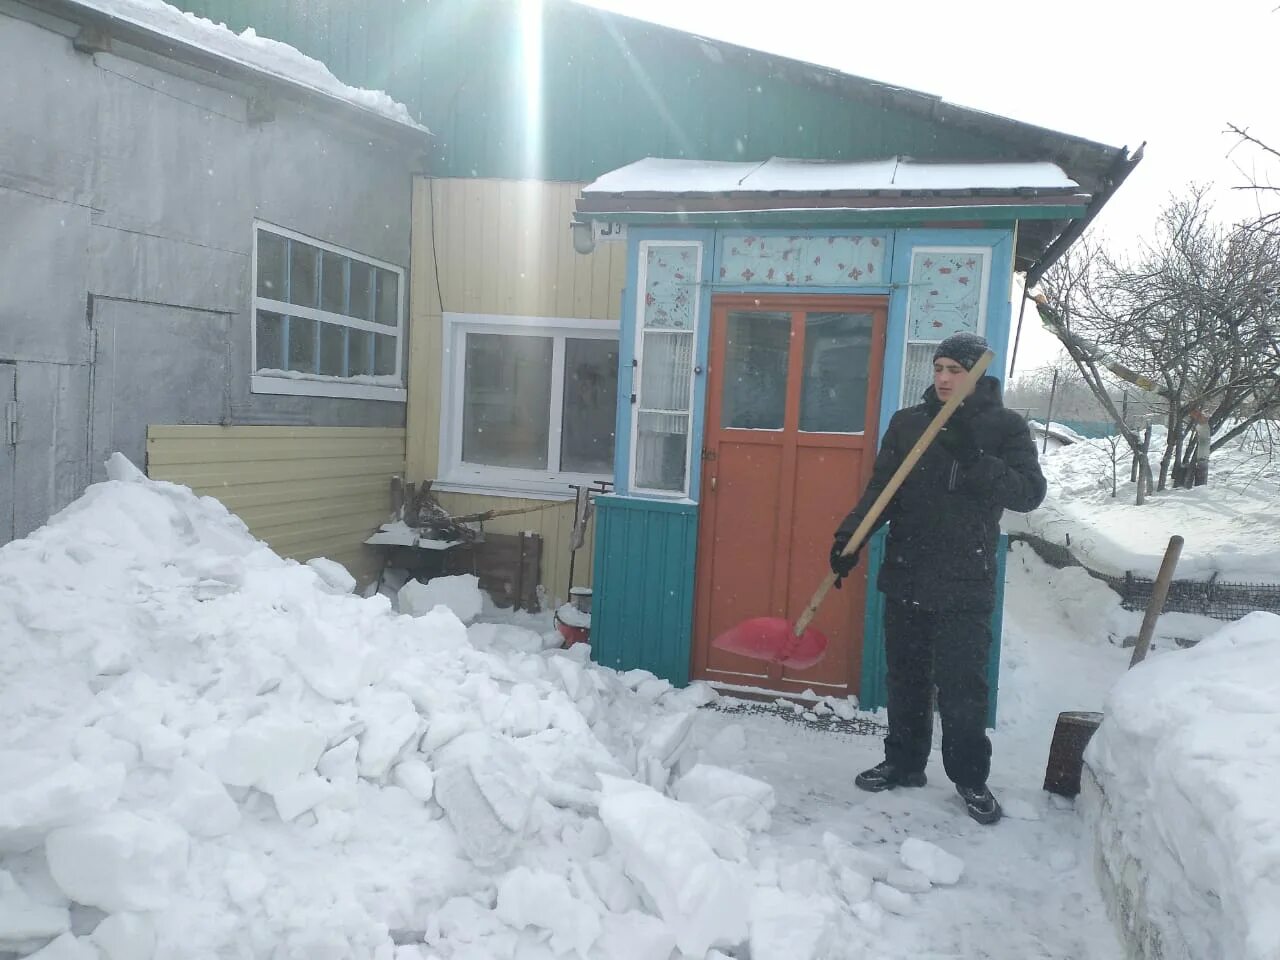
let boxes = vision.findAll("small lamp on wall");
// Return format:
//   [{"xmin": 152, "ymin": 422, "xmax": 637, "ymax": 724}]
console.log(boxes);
[{"xmin": 571, "ymin": 221, "xmax": 596, "ymax": 256}]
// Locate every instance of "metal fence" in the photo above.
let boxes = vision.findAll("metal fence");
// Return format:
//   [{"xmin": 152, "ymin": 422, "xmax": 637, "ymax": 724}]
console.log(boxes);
[{"xmin": 1010, "ymin": 533, "xmax": 1280, "ymax": 621}]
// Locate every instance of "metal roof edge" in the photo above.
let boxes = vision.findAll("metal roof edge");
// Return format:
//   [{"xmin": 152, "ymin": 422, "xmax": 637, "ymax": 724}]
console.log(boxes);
[{"xmin": 24, "ymin": 0, "xmax": 434, "ymax": 151}]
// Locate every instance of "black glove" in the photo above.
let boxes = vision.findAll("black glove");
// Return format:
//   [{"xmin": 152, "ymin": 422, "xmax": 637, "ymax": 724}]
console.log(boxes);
[
  {"xmin": 938, "ymin": 418, "xmax": 981, "ymax": 466},
  {"xmin": 829, "ymin": 530, "xmax": 861, "ymax": 589}
]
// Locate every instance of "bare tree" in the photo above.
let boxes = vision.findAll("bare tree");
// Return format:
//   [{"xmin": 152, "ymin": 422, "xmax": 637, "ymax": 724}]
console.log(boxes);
[
  {"xmin": 1036, "ymin": 187, "xmax": 1280, "ymax": 494},
  {"xmin": 1227, "ymin": 123, "xmax": 1280, "ymax": 237}
]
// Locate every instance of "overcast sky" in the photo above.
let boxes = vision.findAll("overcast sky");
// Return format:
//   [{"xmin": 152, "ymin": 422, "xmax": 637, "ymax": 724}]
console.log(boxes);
[{"xmin": 579, "ymin": 0, "xmax": 1280, "ymax": 374}]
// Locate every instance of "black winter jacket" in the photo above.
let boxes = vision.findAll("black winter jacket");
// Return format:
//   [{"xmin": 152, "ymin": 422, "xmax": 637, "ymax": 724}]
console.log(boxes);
[{"xmin": 837, "ymin": 377, "xmax": 1046, "ymax": 612}]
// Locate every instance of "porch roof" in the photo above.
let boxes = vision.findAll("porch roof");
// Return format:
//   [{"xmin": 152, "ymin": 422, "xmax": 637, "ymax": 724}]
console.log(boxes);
[
  {"xmin": 582, "ymin": 156, "xmax": 1083, "ymax": 198},
  {"xmin": 576, "ymin": 155, "xmax": 1133, "ymax": 281}
]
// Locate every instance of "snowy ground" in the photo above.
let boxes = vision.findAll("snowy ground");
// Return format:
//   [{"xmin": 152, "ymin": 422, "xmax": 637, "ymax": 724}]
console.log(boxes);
[
  {"xmin": 1005, "ymin": 424, "xmax": 1280, "ymax": 582},
  {"xmin": 4, "ymin": 448, "xmax": 1273, "ymax": 958}
]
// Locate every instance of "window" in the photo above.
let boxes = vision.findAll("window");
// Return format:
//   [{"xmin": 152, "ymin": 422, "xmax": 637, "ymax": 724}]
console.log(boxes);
[
  {"xmin": 900, "ymin": 247, "xmax": 990, "ymax": 407},
  {"xmin": 631, "ymin": 241, "xmax": 702, "ymax": 497},
  {"xmin": 438, "ymin": 314, "xmax": 620, "ymax": 496},
  {"xmin": 251, "ymin": 223, "xmax": 406, "ymax": 401}
]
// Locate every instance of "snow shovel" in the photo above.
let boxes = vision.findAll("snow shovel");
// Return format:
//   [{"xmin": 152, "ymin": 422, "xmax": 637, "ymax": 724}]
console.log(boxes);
[{"xmin": 711, "ymin": 349, "xmax": 997, "ymax": 673}]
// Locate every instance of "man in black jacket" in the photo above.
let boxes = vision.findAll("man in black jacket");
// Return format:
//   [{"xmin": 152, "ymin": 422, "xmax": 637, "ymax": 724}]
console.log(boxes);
[{"xmin": 829, "ymin": 331, "xmax": 1046, "ymax": 825}]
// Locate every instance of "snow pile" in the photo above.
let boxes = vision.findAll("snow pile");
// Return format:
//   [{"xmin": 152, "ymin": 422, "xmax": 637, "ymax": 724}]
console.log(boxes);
[
  {"xmin": 1083, "ymin": 612, "xmax": 1280, "ymax": 960},
  {"xmin": 398, "ymin": 574, "xmax": 484, "ymax": 625},
  {"xmin": 74, "ymin": 0, "xmax": 425, "ymax": 130},
  {"xmin": 1005, "ymin": 422, "xmax": 1280, "ymax": 581},
  {"xmin": 0, "ymin": 456, "xmax": 972, "ymax": 959}
]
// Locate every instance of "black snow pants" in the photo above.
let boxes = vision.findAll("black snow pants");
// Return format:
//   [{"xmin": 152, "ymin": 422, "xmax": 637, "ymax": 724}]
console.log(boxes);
[{"xmin": 882, "ymin": 598, "xmax": 992, "ymax": 789}]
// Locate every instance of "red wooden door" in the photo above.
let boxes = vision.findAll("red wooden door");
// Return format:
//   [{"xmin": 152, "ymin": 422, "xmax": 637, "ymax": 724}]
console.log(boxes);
[{"xmin": 692, "ymin": 295, "xmax": 887, "ymax": 697}]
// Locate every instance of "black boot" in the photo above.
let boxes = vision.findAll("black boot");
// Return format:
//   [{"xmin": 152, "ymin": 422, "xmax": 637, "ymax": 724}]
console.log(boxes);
[
  {"xmin": 957, "ymin": 784, "xmax": 1002, "ymax": 824},
  {"xmin": 855, "ymin": 761, "xmax": 927, "ymax": 793}
]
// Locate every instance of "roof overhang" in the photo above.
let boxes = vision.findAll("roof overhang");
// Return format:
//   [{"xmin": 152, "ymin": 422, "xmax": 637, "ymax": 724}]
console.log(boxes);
[
  {"xmin": 21, "ymin": 0, "xmax": 434, "ymax": 154},
  {"xmin": 575, "ymin": 154, "xmax": 1141, "ymax": 278}
]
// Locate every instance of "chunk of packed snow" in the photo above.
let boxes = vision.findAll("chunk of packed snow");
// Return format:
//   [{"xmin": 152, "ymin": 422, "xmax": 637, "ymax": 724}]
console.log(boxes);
[
  {"xmin": 306, "ymin": 557, "xmax": 357, "ymax": 594},
  {"xmin": 90, "ymin": 912, "xmax": 157, "ymax": 960},
  {"xmin": 886, "ymin": 866, "xmax": 932, "ymax": 893},
  {"xmin": 593, "ymin": 909, "xmax": 677, "ymax": 960},
  {"xmin": 747, "ymin": 886, "xmax": 837, "ymax": 960},
  {"xmin": 598, "ymin": 776, "xmax": 749, "ymax": 956},
  {"xmin": 671, "ymin": 763, "xmax": 776, "ymax": 831},
  {"xmin": 900, "ymin": 837, "xmax": 965, "ymax": 886},
  {"xmin": 871, "ymin": 881, "xmax": 913, "ymax": 914},
  {"xmin": 392, "ymin": 759, "xmax": 435, "ymax": 802},
  {"xmin": 45, "ymin": 812, "xmax": 189, "ymax": 912},
  {"xmin": 26, "ymin": 934, "xmax": 100, "ymax": 960},
  {"xmin": 0, "ymin": 757, "xmax": 125, "ymax": 853},
  {"xmin": 495, "ymin": 866, "xmax": 601, "ymax": 957},
  {"xmin": 398, "ymin": 574, "xmax": 484, "ymax": 624},
  {"xmin": 0, "ymin": 869, "xmax": 70, "ymax": 949}
]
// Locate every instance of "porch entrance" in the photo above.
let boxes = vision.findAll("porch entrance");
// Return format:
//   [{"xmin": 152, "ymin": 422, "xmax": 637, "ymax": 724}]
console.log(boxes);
[{"xmin": 692, "ymin": 295, "xmax": 887, "ymax": 697}]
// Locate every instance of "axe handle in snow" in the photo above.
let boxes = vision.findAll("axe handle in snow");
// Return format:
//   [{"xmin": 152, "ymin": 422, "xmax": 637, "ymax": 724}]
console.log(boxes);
[{"xmin": 791, "ymin": 350, "xmax": 997, "ymax": 639}]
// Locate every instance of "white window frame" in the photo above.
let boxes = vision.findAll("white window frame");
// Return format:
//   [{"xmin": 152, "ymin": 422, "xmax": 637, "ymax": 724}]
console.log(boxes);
[
  {"xmin": 629, "ymin": 239, "xmax": 703, "ymax": 500},
  {"xmin": 899, "ymin": 245, "xmax": 991, "ymax": 408},
  {"xmin": 435, "ymin": 312, "xmax": 621, "ymax": 499},
  {"xmin": 250, "ymin": 221, "xmax": 407, "ymax": 402}
]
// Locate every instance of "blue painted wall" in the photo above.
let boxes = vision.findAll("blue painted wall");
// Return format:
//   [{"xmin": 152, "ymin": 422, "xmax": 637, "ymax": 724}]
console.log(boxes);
[{"xmin": 589, "ymin": 495, "xmax": 698, "ymax": 685}]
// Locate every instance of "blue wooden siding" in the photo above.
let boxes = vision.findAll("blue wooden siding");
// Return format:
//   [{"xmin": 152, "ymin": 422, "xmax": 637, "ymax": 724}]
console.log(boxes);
[{"xmin": 590, "ymin": 495, "xmax": 698, "ymax": 685}]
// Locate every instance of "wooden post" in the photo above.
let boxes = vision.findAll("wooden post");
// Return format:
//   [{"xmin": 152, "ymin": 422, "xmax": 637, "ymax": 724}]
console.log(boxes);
[
  {"xmin": 1042, "ymin": 368, "xmax": 1059, "ymax": 454},
  {"xmin": 1129, "ymin": 536, "xmax": 1184, "ymax": 668}
]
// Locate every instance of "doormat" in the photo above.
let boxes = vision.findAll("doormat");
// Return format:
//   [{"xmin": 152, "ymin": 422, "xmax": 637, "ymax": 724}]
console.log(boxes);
[{"xmin": 706, "ymin": 699, "xmax": 886, "ymax": 737}]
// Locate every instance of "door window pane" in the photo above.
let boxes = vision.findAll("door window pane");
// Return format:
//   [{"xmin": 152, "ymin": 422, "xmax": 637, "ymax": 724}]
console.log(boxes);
[
  {"xmin": 561, "ymin": 338, "xmax": 618, "ymax": 474},
  {"xmin": 635, "ymin": 412, "xmax": 688, "ymax": 491},
  {"xmin": 256, "ymin": 232, "xmax": 286, "ymax": 299},
  {"xmin": 289, "ymin": 241, "xmax": 319, "ymax": 308},
  {"xmin": 462, "ymin": 333, "xmax": 552, "ymax": 469},
  {"xmin": 800, "ymin": 312, "xmax": 874, "ymax": 433},
  {"xmin": 639, "ymin": 331, "xmax": 694, "ymax": 412},
  {"xmin": 723, "ymin": 311, "xmax": 791, "ymax": 430}
]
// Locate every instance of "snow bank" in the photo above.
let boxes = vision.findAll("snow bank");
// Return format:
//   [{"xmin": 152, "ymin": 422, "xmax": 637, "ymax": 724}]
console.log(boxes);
[
  {"xmin": 0, "ymin": 457, "xmax": 960, "ymax": 958},
  {"xmin": 1082, "ymin": 612, "xmax": 1280, "ymax": 960},
  {"xmin": 73, "ymin": 0, "xmax": 425, "ymax": 131},
  {"xmin": 1005, "ymin": 423, "xmax": 1280, "ymax": 582}
]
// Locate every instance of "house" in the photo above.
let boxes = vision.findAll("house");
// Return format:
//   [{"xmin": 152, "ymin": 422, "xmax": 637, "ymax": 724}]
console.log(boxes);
[
  {"xmin": 79, "ymin": 0, "xmax": 1137, "ymax": 709},
  {"xmin": 0, "ymin": 0, "xmax": 429, "ymax": 581}
]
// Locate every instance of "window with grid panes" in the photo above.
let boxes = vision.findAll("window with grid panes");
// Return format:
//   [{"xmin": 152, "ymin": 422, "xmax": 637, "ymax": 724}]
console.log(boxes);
[{"xmin": 252, "ymin": 224, "xmax": 405, "ymax": 401}]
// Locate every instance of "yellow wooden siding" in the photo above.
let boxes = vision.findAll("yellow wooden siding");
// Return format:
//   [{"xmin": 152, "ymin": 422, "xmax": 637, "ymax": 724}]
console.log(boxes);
[
  {"xmin": 147, "ymin": 425, "xmax": 405, "ymax": 586},
  {"xmin": 408, "ymin": 176, "xmax": 625, "ymax": 602}
]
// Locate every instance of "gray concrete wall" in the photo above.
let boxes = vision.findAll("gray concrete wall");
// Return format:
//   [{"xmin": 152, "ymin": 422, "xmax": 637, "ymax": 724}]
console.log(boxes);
[{"xmin": 0, "ymin": 3, "xmax": 419, "ymax": 540}]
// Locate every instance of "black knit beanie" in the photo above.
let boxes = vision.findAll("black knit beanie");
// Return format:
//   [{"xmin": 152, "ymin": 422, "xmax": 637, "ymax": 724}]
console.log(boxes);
[{"xmin": 932, "ymin": 332, "xmax": 989, "ymax": 371}]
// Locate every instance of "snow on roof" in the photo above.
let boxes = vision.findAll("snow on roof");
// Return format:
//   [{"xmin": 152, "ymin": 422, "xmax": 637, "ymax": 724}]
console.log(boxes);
[
  {"xmin": 65, "ymin": 0, "xmax": 428, "ymax": 134},
  {"xmin": 583, "ymin": 156, "xmax": 1080, "ymax": 196}
]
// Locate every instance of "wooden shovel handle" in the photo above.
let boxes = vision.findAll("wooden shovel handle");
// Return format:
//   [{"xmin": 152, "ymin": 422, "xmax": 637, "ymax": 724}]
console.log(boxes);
[{"xmin": 791, "ymin": 350, "xmax": 996, "ymax": 639}]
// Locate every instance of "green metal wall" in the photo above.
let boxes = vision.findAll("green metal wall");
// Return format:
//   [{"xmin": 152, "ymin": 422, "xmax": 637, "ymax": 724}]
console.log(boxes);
[
  {"xmin": 178, "ymin": 0, "xmax": 1030, "ymax": 180},
  {"xmin": 589, "ymin": 495, "xmax": 698, "ymax": 686}
]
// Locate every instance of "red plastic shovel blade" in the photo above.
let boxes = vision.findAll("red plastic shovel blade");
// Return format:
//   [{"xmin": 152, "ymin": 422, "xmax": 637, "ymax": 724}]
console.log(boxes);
[{"xmin": 711, "ymin": 616, "xmax": 830, "ymax": 670}]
